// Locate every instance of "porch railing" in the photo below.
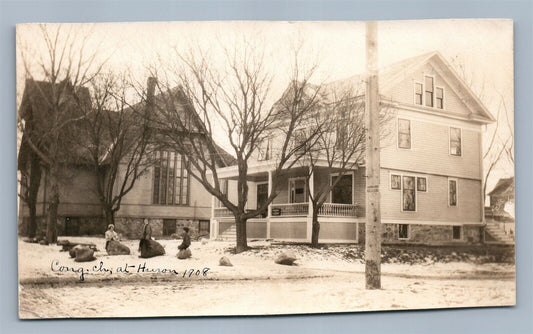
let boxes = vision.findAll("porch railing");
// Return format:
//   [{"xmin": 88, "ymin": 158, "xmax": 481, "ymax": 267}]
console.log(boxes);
[
  {"xmin": 214, "ymin": 203, "xmax": 357, "ymax": 218},
  {"xmin": 271, "ymin": 203, "xmax": 309, "ymax": 216},
  {"xmin": 318, "ymin": 203, "xmax": 357, "ymax": 217}
]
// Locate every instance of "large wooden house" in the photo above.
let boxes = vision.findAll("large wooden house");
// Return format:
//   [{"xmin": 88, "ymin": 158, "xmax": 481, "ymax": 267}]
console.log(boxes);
[{"xmin": 210, "ymin": 52, "xmax": 496, "ymax": 245}]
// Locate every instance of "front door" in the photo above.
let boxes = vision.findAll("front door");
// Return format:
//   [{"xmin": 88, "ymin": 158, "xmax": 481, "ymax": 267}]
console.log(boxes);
[{"xmin": 257, "ymin": 183, "xmax": 269, "ymax": 218}]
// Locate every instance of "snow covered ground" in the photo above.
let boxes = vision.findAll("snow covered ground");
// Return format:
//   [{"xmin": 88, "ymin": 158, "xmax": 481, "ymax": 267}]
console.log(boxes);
[{"xmin": 18, "ymin": 237, "xmax": 515, "ymax": 318}]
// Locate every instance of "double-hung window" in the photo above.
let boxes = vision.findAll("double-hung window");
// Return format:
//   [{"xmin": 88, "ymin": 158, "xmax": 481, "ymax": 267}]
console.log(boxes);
[
  {"xmin": 424, "ymin": 76, "xmax": 434, "ymax": 107},
  {"xmin": 448, "ymin": 179, "xmax": 458, "ymax": 207},
  {"xmin": 398, "ymin": 119, "xmax": 411, "ymax": 149},
  {"xmin": 450, "ymin": 127, "xmax": 462, "ymax": 156}
]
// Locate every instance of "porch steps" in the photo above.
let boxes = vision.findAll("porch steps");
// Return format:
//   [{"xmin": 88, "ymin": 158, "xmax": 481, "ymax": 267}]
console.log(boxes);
[
  {"xmin": 485, "ymin": 223, "xmax": 515, "ymax": 245},
  {"xmin": 217, "ymin": 225, "xmax": 237, "ymax": 241}
]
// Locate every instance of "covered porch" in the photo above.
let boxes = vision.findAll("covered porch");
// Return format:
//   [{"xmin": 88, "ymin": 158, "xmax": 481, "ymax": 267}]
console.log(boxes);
[{"xmin": 210, "ymin": 163, "xmax": 365, "ymax": 243}]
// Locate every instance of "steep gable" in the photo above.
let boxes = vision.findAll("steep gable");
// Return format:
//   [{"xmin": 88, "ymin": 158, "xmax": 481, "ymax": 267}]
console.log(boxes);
[{"xmin": 380, "ymin": 52, "xmax": 495, "ymax": 123}]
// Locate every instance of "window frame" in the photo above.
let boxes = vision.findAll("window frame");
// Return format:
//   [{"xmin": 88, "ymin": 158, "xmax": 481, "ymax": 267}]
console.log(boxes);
[
  {"xmin": 288, "ymin": 177, "xmax": 308, "ymax": 204},
  {"xmin": 152, "ymin": 150, "xmax": 190, "ymax": 206},
  {"xmin": 397, "ymin": 118, "xmax": 412, "ymax": 150},
  {"xmin": 424, "ymin": 75, "xmax": 435, "ymax": 108},
  {"xmin": 449, "ymin": 127, "xmax": 462, "ymax": 157},
  {"xmin": 398, "ymin": 223, "xmax": 410, "ymax": 240},
  {"xmin": 414, "ymin": 81, "xmax": 423, "ymax": 106},
  {"xmin": 435, "ymin": 86, "xmax": 445, "ymax": 109},
  {"xmin": 329, "ymin": 172, "xmax": 355, "ymax": 204},
  {"xmin": 401, "ymin": 175, "xmax": 417, "ymax": 212},
  {"xmin": 416, "ymin": 176, "xmax": 428, "ymax": 192},
  {"xmin": 452, "ymin": 225, "xmax": 462, "ymax": 241},
  {"xmin": 390, "ymin": 173, "xmax": 402, "ymax": 190},
  {"xmin": 448, "ymin": 178, "xmax": 458, "ymax": 207}
]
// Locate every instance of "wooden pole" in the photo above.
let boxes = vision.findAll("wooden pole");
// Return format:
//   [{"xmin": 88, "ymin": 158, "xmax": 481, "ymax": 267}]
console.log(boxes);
[{"xmin": 364, "ymin": 21, "xmax": 382, "ymax": 289}]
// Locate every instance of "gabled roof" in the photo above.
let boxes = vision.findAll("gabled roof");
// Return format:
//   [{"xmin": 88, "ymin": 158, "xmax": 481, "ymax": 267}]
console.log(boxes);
[
  {"xmin": 488, "ymin": 177, "xmax": 514, "ymax": 197},
  {"xmin": 320, "ymin": 51, "xmax": 495, "ymax": 124},
  {"xmin": 17, "ymin": 79, "xmax": 94, "ymax": 170}
]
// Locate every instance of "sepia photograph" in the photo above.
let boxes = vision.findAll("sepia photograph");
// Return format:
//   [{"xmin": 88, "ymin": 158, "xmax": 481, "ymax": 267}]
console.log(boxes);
[{"xmin": 16, "ymin": 19, "xmax": 515, "ymax": 319}]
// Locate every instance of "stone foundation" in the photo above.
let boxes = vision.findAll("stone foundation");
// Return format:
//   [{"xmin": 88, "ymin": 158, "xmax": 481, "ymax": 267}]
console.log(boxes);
[
  {"xmin": 357, "ymin": 222, "xmax": 483, "ymax": 245},
  {"xmin": 114, "ymin": 217, "xmax": 205, "ymax": 240}
]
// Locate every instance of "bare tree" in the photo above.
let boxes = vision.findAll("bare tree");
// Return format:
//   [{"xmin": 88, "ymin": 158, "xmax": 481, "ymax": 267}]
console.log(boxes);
[
  {"xmin": 149, "ymin": 41, "xmax": 324, "ymax": 253},
  {"xmin": 482, "ymin": 95, "xmax": 514, "ymax": 199},
  {"xmin": 76, "ymin": 73, "xmax": 155, "ymax": 226},
  {"xmin": 450, "ymin": 56, "xmax": 514, "ymax": 200},
  {"xmin": 17, "ymin": 24, "xmax": 108, "ymax": 243},
  {"xmin": 298, "ymin": 85, "xmax": 392, "ymax": 247}
]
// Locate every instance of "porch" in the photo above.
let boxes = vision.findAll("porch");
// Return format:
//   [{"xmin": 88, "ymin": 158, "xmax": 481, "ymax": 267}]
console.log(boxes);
[{"xmin": 210, "ymin": 163, "xmax": 365, "ymax": 243}]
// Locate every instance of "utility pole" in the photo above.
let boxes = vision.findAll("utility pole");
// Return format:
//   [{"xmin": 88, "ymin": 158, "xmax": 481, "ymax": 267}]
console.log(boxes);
[{"xmin": 364, "ymin": 21, "xmax": 382, "ymax": 289}]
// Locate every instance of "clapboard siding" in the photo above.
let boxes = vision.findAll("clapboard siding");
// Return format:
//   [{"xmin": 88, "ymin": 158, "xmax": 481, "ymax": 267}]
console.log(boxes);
[
  {"xmin": 380, "ymin": 115, "xmax": 481, "ymax": 180},
  {"xmin": 384, "ymin": 63, "xmax": 471, "ymax": 116},
  {"xmin": 117, "ymin": 164, "xmax": 211, "ymax": 220},
  {"xmin": 380, "ymin": 168, "xmax": 482, "ymax": 222}
]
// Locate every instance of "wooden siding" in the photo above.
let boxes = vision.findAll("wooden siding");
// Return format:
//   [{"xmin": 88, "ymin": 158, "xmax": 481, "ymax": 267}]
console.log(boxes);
[
  {"xmin": 380, "ymin": 168, "xmax": 482, "ymax": 223},
  {"xmin": 19, "ymin": 165, "xmax": 102, "ymax": 217},
  {"xmin": 383, "ymin": 62, "xmax": 472, "ymax": 117},
  {"xmin": 117, "ymin": 164, "xmax": 211, "ymax": 220},
  {"xmin": 381, "ymin": 115, "xmax": 481, "ymax": 180}
]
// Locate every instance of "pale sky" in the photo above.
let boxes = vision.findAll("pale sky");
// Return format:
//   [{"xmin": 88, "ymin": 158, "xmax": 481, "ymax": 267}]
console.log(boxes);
[{"xmin": 16, "ymin": 19, "xmax": 514, "ymax": 192}]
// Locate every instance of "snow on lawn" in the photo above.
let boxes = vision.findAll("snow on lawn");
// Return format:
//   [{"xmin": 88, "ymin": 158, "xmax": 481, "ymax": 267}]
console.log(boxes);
[
  {"xmin": 18, "ymin": 237, "xmax": 516, "ymax": 318},
  {"xmin": 18, "ymin": 237, "xmax": 515, "ymax": 283}
]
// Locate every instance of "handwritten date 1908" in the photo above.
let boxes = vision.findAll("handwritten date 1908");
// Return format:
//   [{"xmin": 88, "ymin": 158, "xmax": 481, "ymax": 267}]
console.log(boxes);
[{"xmin": 50, "ymin": 260, "xmax": 211, "ymax": 281}]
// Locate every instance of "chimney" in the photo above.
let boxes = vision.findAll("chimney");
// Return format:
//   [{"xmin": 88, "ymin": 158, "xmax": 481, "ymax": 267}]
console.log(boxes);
[{"xmin": 146, "ymin": 77, "xmax": 157, "ymax": 105}]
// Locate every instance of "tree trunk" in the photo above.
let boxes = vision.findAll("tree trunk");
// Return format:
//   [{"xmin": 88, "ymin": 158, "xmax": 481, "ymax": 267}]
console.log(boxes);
[
  {"xmin": 26, "ymin": 154, "xmax": 42, "ymax": 238},
  {"xmin": 235, "ymin": 214, "xmax": 248, "ymax": 253},
  {"xmin": 104, "ymin": 206, "xmax": 115, "ymax": 227},
  {"xmin": 46, "ymin": 184, "xmax": 59, "ymax": 244},
  {"xmin": 311, "ymin": 209, "xmax": 320, "ymax": 248}
]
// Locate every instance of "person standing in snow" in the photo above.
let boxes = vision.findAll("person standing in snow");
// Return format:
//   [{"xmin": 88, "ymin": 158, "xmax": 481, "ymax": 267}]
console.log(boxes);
[{"xmin": 138, "ymin": 219, "xmax": 152, "ymax": 252}]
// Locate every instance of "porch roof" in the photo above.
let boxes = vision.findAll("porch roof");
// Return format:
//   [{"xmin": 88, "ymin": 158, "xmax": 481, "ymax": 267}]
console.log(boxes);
[{"xmin": 211, "ymin": 158, "xmax": 360, "ymax": 180}]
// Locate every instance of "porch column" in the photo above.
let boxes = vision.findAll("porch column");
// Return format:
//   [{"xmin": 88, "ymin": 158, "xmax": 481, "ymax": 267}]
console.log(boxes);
[
  {"xmin": 307, "ymin": 167, "xmax": 314, "ymax": 241},
  {"xmin": 308, "ymin": 167, "xmax": 314, "ymax": 216},
  {"xmin": 267, "ymin": 170, "xmax": 272, "ymax": 239},
  {"xmin": 210, "ymin": 195, "xmax": 216, "ymax": 239}
]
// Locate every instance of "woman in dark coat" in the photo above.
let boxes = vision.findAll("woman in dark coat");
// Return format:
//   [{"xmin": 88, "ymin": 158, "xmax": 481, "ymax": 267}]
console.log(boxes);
[
  {"xmin": 138, "ymin": 219, "xmax": 164, "ymax": 258},
  {"xmin": 177, "ymin": 227, "xmax": 192, "ymax": 259},
  {"xmin": 178, "ymin": 227, "xmax": 191, "ymax": 250}
]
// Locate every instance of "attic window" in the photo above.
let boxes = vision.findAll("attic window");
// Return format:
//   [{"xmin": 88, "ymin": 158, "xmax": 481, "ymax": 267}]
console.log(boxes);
[
  {"xmin": 436, "ymin": 87, "xmax": 444, "ymax": 109},
  {"xmin": 424, "ymin": 76, "xmax": 434, "ymax": 107},
  {"xmin": 414, "ymin": 82, "xmax": 423, "ymax": 105}
]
